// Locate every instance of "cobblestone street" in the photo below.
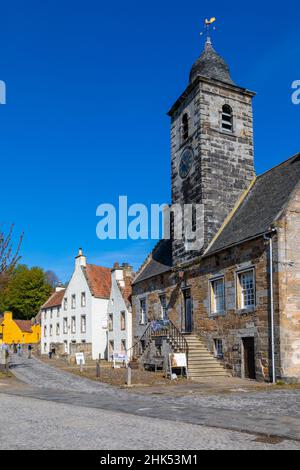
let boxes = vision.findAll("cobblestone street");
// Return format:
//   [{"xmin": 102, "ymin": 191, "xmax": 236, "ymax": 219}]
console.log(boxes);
[
  {"xmin": 0, "ymin": 393, "xmax": 299, "ymax": 450},
  {"xmin": 1, "ymin": 355, "xmax": 300, "ymax": 450}
]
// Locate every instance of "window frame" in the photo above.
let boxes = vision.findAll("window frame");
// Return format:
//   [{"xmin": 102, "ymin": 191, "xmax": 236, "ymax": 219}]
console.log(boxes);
[
  {"xmin": 108, "ymin": 314, "xmax": 114, "ymax": 332},
  {"xmin": 139, "ymin": 298, "xmax": 147, "ymax": 325},
  {"xmin": 182, "ymin": 113, "xmax": 189, "ymax": 141},
  {"xmin": 71, "ymin": 294, "xmax": 76, "ymax": 309},
  {"xmin": 63, "ymin": 317, "xmax": 68, "ymax": 334},
  {"xmin": 81, "ymin": 315, "xmax": 86, "ymax": 334},
  {"xmin": 120, "ymin": 311, "xmax": 126, "ymax": 331},
  {"xmin": 209, "ymin": 276, "xmax": 226, "ymax": 316},
  {"xmin": 221, "ymin": 104, "xmax": 233, "ymax": 133},
  {"xmin": 159, "ymin": 294, "xmax": 168, "ymax": 320},
  {"xmin": 236, "ymin": 268, "xmax": 256, "ymax": 311},
  {"xmin": 81, "ymin": 292, "xmax": 86, "ymax": 307},
  {"xmin": 71, "ymin": 316, "xmax": 76, "ymax": 334},
  {"xmin": 214, "ymin": 338, "xmax": 224, "ymax": 359}
]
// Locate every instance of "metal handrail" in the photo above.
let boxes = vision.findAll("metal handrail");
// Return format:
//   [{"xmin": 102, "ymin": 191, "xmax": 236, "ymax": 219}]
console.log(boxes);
[{"xmin": 127, "ymin": 319, "xmax": 189, "ymax": 364}]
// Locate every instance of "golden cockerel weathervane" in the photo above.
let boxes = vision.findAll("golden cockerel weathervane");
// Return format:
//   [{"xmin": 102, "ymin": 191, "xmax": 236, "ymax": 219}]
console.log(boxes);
[{"xmin": 200, "ymin": 17, "xmax": 217, "ymax": 42}]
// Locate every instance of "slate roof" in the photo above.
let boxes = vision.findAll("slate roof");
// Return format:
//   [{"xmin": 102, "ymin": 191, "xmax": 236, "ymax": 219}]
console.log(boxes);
[
  {"xmin": 190, "ymin": 40, "xmax": 235, "ymax": 85},
  {"xmin": 206, "ymin": 153, "xmax": 300, "ymax": 256},
  {"xmin": 133, "ymin": 239, "xmax": 172, "ymax": 284},
  {"xmin": 41, "ymin": 289, "xmax": 66, "ymax": 309},
  {"xmin": 83, "ymin": 264, "xmax": 112, "ymax": 299}
]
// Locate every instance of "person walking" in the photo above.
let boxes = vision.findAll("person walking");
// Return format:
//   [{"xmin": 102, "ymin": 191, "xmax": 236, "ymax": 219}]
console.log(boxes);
[
  {"xmin": 17, "ymin": 343, "xmax": 22, "ymax": 357},
  {"xmin": 28, "ymin": 344, "xmax": 32, "ymax": 359}
]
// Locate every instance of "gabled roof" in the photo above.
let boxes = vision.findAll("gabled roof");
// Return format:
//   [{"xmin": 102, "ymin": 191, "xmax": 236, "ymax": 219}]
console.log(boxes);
[
  {"xmin": 117, "ymin": 274, "xmax": 133, "ymax": 308},
  {"xmin": 133, "ymin": 239, "xmax": 172, "ymax": 284},
  {"xmin": 205, "ymin": 153, "xmax": 300, "ymax": 256},
  {"xmin": 14, "ymin": 320, "xmax": 33, "ymax": 333},
  {"xmin": 83, "ymin": 264, "xmax": 111, "ymax": 299},
  {"xmin": 41, "ymin": 289, "xmax": 66, "ymax": 309}
]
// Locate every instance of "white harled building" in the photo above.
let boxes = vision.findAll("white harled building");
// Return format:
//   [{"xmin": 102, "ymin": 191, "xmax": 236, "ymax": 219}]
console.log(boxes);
[{"xmin": 41, "ymin": 249, "xmax": 112, "ymax": 360}]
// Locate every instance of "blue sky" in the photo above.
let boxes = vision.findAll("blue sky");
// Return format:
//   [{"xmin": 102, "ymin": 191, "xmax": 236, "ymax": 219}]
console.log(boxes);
[{"xmin": 0, "ymin": 0, "xmax": 299, "ymax": 282}]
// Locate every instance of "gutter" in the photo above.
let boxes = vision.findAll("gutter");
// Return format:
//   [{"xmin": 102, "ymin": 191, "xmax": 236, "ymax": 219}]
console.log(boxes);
[{"xmin": 264, "ymin": 229, "xmax": 277, "ymax": 384}]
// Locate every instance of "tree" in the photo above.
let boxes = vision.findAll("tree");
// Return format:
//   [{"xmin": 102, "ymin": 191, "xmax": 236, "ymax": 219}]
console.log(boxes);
[
  {"xmin": 0, "ymin": 225, "xmax": 23, "ymax": 292},
  {"xmin": 45, "ymin": 270, "xmax": 60, "ymax": 288},
  {"xmin": 0, "ymin": 265, "xmax": 52, "ymax": 319}
]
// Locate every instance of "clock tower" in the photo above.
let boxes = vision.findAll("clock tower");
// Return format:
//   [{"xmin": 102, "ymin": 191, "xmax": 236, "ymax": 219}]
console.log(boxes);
[{"xmin": 168, "ymin": 37, "xmax": 256, "ymax": 265}]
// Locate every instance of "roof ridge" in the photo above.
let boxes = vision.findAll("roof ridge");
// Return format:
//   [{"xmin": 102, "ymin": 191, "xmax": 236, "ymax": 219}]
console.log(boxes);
[
  {"xmin": 133, "ymin": 239, "xmax": 165, "ymax": 283},
  {"xmin": 256, "ymin": 151, "xmax": 300, "ymax": 180}
]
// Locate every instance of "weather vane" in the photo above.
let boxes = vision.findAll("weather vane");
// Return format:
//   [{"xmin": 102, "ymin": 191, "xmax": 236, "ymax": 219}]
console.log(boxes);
[{"xmin": 200, "ymin": 17, "xmax": 216, "ymax": 43}]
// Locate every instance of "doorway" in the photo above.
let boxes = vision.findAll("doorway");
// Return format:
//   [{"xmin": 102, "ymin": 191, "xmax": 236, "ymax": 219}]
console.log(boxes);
[
  {"xmin": 183, "ymin": 289, "xmax": 193, "ymax": 333},
  {"xmin": 243, "ymin": 337, "xmax": 256, "ymax": 379}
]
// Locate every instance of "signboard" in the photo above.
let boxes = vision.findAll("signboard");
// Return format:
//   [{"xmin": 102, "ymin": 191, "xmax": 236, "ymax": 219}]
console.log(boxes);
[
  {"xmin": 113, "ymin": 353, "xmax": 128, "ymax": 363},
  {"xmin": 170, "ymin": 353, "xmax": 187, "ymax": 368},
  {"xmin": 75, "ymin": 352, "xmax": 85, "ymax": 365}
]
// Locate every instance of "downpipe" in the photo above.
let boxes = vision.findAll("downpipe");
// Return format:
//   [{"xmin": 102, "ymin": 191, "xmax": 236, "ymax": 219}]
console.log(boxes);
[{"xmin": 264, "ymin": 229, "xmax": 277, "ymax": 384}]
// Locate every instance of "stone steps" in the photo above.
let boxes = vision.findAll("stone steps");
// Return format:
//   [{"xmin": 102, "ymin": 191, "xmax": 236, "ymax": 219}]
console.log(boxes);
[{"xmin": 185, "ymin": 335, "xmax": 228, "ymax": 379}]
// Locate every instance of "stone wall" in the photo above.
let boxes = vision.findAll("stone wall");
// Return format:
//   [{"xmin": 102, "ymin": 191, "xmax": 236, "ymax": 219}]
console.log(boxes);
[
  {"xmin": 133, "ymin": 237, "xmax": 279, "ymax": 382},
  {"xmin": 277, "ymin": 184, "xmax": 300, "ymax": 382},
  {"xmin": 170, "ymin": 77, "xmax": 255, "ymax": 265}
]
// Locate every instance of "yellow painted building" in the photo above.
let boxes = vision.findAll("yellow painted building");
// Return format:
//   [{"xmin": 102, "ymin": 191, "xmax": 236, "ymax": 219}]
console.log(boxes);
[{"xmin": 0, "ymin": 312, "xmax": 41, "ymax": 345}]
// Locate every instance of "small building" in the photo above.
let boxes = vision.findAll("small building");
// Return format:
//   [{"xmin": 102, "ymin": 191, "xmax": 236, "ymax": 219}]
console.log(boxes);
[
  {"xmin": 107, "ymin": 263, "xmax": 133, "ymax": 361},
  {"xmin": 0, "ymin": 312, "xmax": 41, "ymax": 345}
]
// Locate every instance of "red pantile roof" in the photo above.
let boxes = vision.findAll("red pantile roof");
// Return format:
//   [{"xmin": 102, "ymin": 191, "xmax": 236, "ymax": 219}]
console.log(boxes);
[
  {"xmin": 84, "ymin": 264, "xmax": 111, "ymax": 299},
  {"xmin": 117, "ymin": 274, "xmax": 133, "ymax": 308},
  {"xmin": 41, "ymin": 289, "xmax": 66, "ymax": 309},
  {"xmin": 14, "ymin": 320, "xmax": 33, "ymax": 333}
]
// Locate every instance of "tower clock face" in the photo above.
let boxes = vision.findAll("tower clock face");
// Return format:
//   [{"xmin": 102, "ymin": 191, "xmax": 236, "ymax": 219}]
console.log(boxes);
[{"xmin": 179, "ymin": 148, "xmax": 193, "ymax": 179}]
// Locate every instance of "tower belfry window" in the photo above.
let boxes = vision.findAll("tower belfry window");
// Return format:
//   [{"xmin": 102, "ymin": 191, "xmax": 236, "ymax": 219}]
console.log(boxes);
[
  {"xmin": 182, "ymin": 113, "xmax": 189, "ymax": 140},
  {"xmin": 221, "ymin": 105, "xmax": 233, "ymax": 131}
]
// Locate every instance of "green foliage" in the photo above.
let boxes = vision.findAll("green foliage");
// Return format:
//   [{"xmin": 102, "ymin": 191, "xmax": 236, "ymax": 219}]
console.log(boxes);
[{"xmin": 0, "ymin": 264, "xmax": 52, "ymax": 320}]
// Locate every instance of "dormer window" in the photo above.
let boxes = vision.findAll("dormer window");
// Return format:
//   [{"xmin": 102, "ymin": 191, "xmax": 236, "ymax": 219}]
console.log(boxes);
[
  {"xmin": 221, "ymin": 104, "xmax": 233, "ymax": 132},
  {"xmin": 182, "ymin": 113, "xmax": 189, "ymax": 140}
]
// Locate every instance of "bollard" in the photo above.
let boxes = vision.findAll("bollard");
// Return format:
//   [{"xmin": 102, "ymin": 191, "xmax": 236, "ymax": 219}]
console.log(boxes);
[
  {"xmin": 126, "ymin": 365, "xmax": 132, "ymax": 386},
  {"xmin": 96, "ymin": 353, "xmax": 101, "ymax": 378}
]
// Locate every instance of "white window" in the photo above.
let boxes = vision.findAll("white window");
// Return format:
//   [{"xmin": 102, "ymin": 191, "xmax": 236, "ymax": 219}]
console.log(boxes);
[
  {"xmin": 210, "ymin": 278, "xmax": 225, "ymax": 315},
  {"xmin": 108, "ymin": 314, "xmax": 113, "ymax": 332},
  {"xmin": 139, "ymin": 298, "xmax": 147, "ymax": 325},
  {"xmin": 71, "ymin": 294, "xmax": 76, "ymax": 309},
  {"xmin": 64, "ymin": 298, "xmax": 68, "ymax": 311},
  {"xmin": 44, "ymin": 310, "xmax": 47, "ymax": 320},
  {"xmin": 109, "ymin": 340, "xmax": 114, "ymax": 358},
  {"xmin": 237, "ymin": 269, "xmax": 255, "ymax": 309},
  {"xmin": 44, "ymin": 343, "xmax": 47, "ymax": 352},
  {"xmin": 159, "ymin": 294, "xmax": 167, "ymax": 319},
  {"xmin": 214, "ymin": 339, "xmax": 224, "ymax": 358},
  {"xmin": 81, "ymin": 315, "xmax": 86, "ymax": 333},
  {"xmin": 71, "ymin": 316, "xmax": 76, "ymax": 334},
  {"xmin": 64, "ymin": 341, "xmax": 68, "ymax": 353},
  {"xmin": 50, "ymin": 308, "xmax": 53, "ymax": 319},
  {"xmin": 63, "ymin": 318, "xmax": 68, "ymax": 334},
  {"xmin": 50, "ymin": 324, "xmax": 53, "ymax": 336},
  {"xmin": 56, "ymin": 323, "xmax": 60, "ymax": 335},
  {"xmin": 44, "ymin": 325, "xmax": 47, "ymax": 337},
  {"xmin": 121, "ymin": 339, "xmax": 126, "ymax": 354},
  {"xmin": 57, "ymin": 307, "xmax": 60, "ymax": 318},
  {"xmin": 120, "ymin": 311, "xmax": 126, "ymax": 331},
  {"xmin": 81, "ymin": 292, "xmax": 86, "ymax": 307}
]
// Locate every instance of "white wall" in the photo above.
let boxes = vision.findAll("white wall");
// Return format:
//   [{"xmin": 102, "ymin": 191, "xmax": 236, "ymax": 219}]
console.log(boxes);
[
  {"xmin": 107, "ymin": 269, "xmax": 132, "ymax": 361},
  {"xmin": 41, "ymin": 255, "xmax": 108, "ymax": 360}
]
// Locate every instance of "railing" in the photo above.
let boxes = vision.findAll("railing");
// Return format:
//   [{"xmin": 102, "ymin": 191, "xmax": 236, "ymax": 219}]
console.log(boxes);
[{"xmin": 127, "ymin": 319, "xmax": 189, "ymax": 364}]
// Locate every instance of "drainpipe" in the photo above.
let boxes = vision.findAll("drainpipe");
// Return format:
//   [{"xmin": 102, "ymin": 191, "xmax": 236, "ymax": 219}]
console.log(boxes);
[{"xmin": 264, "ymin": 229, "xmax": 277, "ymax": 384}]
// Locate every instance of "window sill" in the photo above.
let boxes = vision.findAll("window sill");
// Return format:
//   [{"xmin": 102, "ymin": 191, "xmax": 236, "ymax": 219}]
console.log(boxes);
[
  {"xmin": 209, "ymin": 311, "xmax": 226, "ymax": 318},
  {"xmin": 236, "ymin": 307, "xmax": 255, "ymax": 315}
]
